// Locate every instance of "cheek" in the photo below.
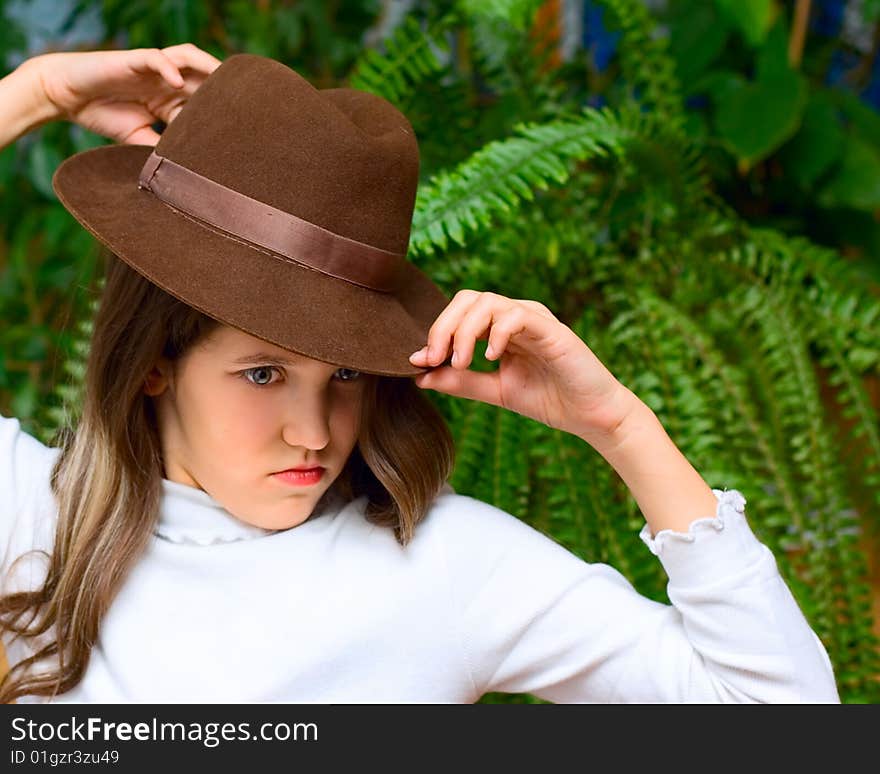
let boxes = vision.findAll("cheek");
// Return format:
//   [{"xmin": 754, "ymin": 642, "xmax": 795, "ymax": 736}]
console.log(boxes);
[
  {"xmin": 189, "ymin": 382, "xmax": 274, "ymax": 443},
  {"xmin": 223, "ymin": 398, "xmax": 282, "ymax": 441},
  {"xmin": 329, "ymin": 393, "xmax": 363, "ymax": 439}
]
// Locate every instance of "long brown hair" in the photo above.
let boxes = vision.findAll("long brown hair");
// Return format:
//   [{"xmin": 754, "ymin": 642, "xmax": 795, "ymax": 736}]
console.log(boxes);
[{"xmin": 0, "ymin": 250, "xmax": 455, "ymax": 703}]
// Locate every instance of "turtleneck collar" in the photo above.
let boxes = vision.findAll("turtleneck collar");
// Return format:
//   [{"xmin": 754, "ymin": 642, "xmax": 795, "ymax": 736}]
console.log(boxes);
[{"xmin": 155, "ymin": 477, "xmax": 348, "ymax": 546}]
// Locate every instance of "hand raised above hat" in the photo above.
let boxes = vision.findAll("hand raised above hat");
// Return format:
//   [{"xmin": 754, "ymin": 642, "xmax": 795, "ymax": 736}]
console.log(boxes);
[
  {"xmin": 408, "ymin": 290, "xmax": 643, "ymax": 446},
  {"xmin": 29, "ymin": 43, "xmax": 222, "ymax": 146}
]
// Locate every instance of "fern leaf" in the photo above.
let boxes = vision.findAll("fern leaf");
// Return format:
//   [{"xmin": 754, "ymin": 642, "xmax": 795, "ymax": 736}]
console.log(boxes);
[
  {"xmin": 348, "ymin": 13, "xmax": 454, "ymax": 105},
  {"xmin": 410, "ymin": 106, "xmax": 631, "ymax": 257}
]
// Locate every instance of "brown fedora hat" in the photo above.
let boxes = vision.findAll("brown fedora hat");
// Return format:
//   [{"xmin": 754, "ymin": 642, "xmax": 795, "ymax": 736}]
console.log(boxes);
[{"xmin": 51, "ymin": 52, "xmax": 450, "ymax": 377}]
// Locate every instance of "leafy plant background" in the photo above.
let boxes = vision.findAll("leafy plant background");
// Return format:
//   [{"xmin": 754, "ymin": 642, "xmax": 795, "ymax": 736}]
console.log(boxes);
[{"xmin": 1, "ymin": 0, "xmax": 879, "ymax": 703}]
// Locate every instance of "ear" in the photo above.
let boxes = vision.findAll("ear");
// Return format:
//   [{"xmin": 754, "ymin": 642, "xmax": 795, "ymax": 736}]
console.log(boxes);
[{"xmin": 143, "ymin": 356, "xmax": 173, "ymax": 397}]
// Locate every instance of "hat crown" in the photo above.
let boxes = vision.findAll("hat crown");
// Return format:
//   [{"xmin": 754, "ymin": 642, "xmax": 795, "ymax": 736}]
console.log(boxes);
[{"xmin": 153, "ymin": 53, "xmax": 420, "ymax": 255}]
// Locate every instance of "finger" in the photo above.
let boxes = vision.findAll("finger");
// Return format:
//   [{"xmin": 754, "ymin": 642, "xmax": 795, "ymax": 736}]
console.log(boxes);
[
  {"xmin": 122, "ymin": 124, "xmax": 161, "ymax": 146},
  {"xmin": 450, "ymin": 295, "xmax": 519, "ymax": 370},
  {"xmin": 128, "ymin": 48, "xmax": 184, "ymax": 89},
  {"xmin": 410, "ymin": 289, "xmax": 482, "ymax": 367},
  {"xmin": 157, "ymin": 70, "xmax": 208, "ymax": 104},
  {"xmin": 414, "ymin": 366, "xmax": 503, "ymax": 407},
  {"xmin": 161, "ymin": 42, "xmax": 223, "ymax": 76},
  {"xmin": 486, "ymin": 303, "xmax": 571, "ymax": 366},
  {"xmin": 518, "ymin": 298, "xmax": 558, "ymax": 321},
  {"xmin": 93, "ymin": 100, "xmax": 162, "ymax": 145},
  {"xmin": 483, "ymin": 305, "xmax": 529, "ymax": 362}
]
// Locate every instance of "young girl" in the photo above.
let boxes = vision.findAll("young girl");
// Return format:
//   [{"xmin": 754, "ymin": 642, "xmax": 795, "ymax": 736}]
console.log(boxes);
[{"xmin": 0, "ymin": 44, "xmax": 839, "ymax": 704}]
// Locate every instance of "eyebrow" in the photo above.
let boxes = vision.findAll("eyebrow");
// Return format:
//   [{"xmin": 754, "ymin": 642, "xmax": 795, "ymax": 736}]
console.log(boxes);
[{"xmin": 230, "ymin": 352, "xmax": 305, "ymax": 367}]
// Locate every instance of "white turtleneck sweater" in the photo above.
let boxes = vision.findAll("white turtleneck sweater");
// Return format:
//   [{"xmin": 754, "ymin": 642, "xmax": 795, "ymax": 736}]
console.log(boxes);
[{"xmin": 0, "ymin": 411, "xmax": 840, "ymax": 703}]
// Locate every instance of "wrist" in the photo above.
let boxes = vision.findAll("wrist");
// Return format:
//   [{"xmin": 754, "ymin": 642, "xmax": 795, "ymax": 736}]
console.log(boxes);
[
  {"xmin": 574, "ymin": 385, "xmax": 650, "ymax": 454},
  {"xmin": 17, "ymin": 56, "xmax": 63, "ymax": 124},
  {"xmin": 1, "ymin": 57, "xmax": 61, "ymax": 142}
]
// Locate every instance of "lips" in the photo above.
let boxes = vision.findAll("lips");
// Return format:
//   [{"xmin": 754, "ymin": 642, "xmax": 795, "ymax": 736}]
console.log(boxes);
[{"xmin": 278, "ymin": 466, "xmax": 324, "ymax": 473}]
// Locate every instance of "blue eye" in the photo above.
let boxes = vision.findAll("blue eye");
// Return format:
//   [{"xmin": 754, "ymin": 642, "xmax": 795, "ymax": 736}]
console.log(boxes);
[
  {"xmin": 242, "ymin": 366, "xmax": 280, "ymax": 387},
  {"xmin": 335, "ymin": 367, "xmax": 363, "ymax": 383},
  {"xmin": 241, "ymin": 366, "xmax": 362, "ymax": 388}
]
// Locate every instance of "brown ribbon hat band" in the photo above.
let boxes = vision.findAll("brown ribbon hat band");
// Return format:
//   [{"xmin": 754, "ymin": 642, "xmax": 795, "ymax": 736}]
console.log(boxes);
[{"xmin": 137, "ymin": 150, "xmax": 406, "ymax": 293}]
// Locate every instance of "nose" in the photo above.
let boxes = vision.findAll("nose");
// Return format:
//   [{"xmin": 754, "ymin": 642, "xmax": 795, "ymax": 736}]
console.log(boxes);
[{"xmin": 281, "ymin": 392, "xmax": 332, "ymax": 452}]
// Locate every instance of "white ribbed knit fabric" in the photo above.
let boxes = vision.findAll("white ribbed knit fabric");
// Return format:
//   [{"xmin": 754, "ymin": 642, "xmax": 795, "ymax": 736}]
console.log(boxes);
[{"xmin": 0, "ymin": 412, "xmax": 840, "ymax": 703}]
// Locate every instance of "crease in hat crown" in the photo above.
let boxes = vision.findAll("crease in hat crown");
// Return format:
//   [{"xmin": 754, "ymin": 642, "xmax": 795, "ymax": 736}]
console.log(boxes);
[{"xmin": 145, "ymin": 53, "xmax": 421, "ymax": 261}]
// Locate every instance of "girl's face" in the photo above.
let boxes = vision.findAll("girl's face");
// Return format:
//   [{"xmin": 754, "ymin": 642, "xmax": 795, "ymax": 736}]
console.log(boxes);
[{"xmin": 143, "ymin": 324, "xmax": 367, "ymax": 531}]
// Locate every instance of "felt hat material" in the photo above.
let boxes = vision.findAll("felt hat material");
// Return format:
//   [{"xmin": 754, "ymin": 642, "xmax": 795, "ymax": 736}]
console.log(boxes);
[{"xmin": 52, "ymin": 53, "xmax": 450, "ymax": 377}]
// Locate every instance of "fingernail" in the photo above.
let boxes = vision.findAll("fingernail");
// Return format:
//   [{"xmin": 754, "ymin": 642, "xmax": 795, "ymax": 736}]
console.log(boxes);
[
  {"xmin": 409, "ymin": 346, "xmax": 427, "ymax": 361},
  {"xmin": 485, "ymin": 344, "xmax": 496, "ymax": 359},
  {"xmin": 451, "ymin": 351, "xmax": 458, "ymax": 367}
]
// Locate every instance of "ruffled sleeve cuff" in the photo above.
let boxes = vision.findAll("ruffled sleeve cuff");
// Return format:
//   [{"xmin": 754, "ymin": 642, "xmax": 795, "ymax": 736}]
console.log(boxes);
[{"xmin": 638, "ymin": 488, "xmax": 772, "ymax": 588}]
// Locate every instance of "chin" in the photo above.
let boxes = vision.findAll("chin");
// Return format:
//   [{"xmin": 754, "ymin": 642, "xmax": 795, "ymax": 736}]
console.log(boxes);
[{"xmin": 267, "ymin": 501, "xmax": 317, "ymax": 529}]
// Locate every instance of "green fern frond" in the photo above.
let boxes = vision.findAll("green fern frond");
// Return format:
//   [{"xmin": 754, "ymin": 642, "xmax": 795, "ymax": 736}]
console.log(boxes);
[
  {"xmin": 595, "ymin": 0, "xmax": 686, "ymax": 130},
  {"xmin": 448, "ymin": 398, "xmax": 500, "ymax": 503},
  {"xmin": 612, "ymin": 103, "xmax": 715, "ymax": 220},
  {"xmin": 404, "ymin": 76, "xmax": 487, "ymax": 178},
  {"xmin": 741, "ymin": 282, "xmax": 879, "ymax": 697},
  {"xmin": 410, "ymin": 106, "xmax": 632, "ymax": 257},
  {"xmin": 809, "ymin": 326, "xmax": 880, "ymax": 699},
  {"xmin": 33, "ymin": 279, "xmax": 102, "ymax": 446},
  {"xmin": 711, "ymin": 226, "xmax": 880, "ymax": 531},
  {"xmin": 816, "ymin": 331, "xmax": 880, "ymax": 520},
  {"xmin": 754, "ymin": 228, "xmax": 880, "ymax": 363},
  {"xmin": 457, "ymin": 0, "xmax": 543, "ymax": 32},
  {"xmin": 490, "ymin": 407, "xmax": 532, "ymax": 520},
  {"xmin": 347, "ymin": 12, "xmax": 455, "ymax": 105},
  {"xmin": 532, "ymin": 428, "xmax": 605, "ymax": 560},
  {"xmin": 637, "ymin": 284, "xmax": 811, "ymax": 563},
  {"xmin": 457, "ymin": 0, "xmax": 555, "ymax": 99}
]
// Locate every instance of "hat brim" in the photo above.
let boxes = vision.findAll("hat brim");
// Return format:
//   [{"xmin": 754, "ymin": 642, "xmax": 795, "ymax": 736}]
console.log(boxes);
[{"xmin": 52, "ymin": 144, "xmax": 451, "ymax": 377}]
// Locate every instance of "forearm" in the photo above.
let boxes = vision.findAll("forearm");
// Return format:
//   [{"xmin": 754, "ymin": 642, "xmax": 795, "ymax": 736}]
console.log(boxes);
[
  {"xmin": 0, "ymin": 58, "xmax": 58, "ymax": 151},
  {"xmin": 583, "ymin": 390, "xmax": 720, "ymax": 538}
]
